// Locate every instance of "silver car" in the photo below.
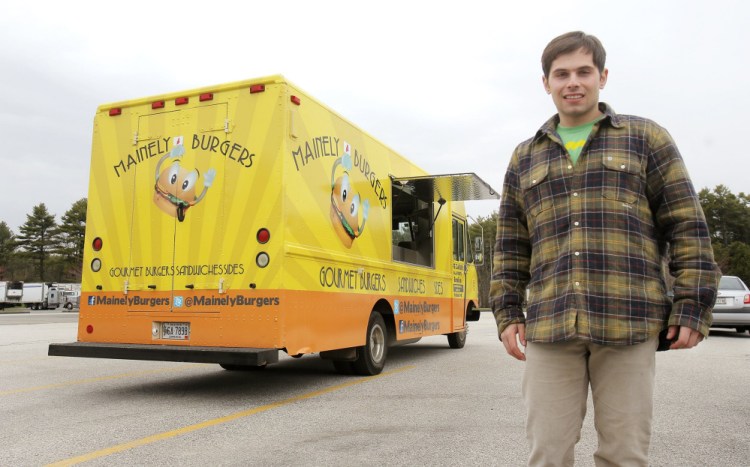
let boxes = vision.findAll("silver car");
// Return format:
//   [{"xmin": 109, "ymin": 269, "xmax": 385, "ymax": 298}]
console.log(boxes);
[{"xmin": 712, "ymin": 275, "xmax": 750, "ymax": 334}]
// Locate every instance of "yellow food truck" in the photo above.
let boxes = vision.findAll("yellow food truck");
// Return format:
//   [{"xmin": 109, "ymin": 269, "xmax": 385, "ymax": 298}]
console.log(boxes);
[{"xmin": 49, "ymin": 76, "xmax": 498, "ymax": 375}]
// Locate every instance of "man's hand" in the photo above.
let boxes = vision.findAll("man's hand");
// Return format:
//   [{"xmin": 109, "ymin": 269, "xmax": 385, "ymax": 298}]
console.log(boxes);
[
  {"xmin": 667, "ymin": 325, "xmax": 704, "ymax": 350},
  {"xmin": 500, "ymin": 323, "xmax": 527, "ymax": 361}
]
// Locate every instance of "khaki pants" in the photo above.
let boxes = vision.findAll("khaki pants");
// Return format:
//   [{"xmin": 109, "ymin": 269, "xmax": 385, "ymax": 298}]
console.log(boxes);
[{"xmin": 523, "ymin": 336, "xmax": 658, "ymax": 467}]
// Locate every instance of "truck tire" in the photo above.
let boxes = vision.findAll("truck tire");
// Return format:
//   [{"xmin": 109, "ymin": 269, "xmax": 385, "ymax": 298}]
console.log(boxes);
[
  {"xmin": 447, "ymin": 327, "xmax": 467, "ymax": 349},
  {"xmin": 65, "ymin": 302, "xmax": 73, "ymax": 311},
  {"xmin": 352, "ymin": 312, "xmax": 388, "ymax": 376}
]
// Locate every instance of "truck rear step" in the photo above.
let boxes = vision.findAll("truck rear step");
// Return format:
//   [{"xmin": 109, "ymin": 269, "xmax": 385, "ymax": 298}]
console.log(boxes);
[{"xmin": 48, "ymin": 342, "xmax": 278, "ymax": 366}]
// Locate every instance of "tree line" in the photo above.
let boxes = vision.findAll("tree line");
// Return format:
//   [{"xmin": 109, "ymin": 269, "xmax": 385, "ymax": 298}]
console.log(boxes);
[
  {"xmin": 0, "ymin": 199, "xmax": 86, "ymax": 282},
  {"xmin": 469, "ymin": 185, "xmax": 750, "ymax": 308}
]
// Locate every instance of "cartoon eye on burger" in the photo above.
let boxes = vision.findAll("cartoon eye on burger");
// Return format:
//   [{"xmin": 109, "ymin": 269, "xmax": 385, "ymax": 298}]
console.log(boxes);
[
  {"xmin": 153, "ymin": 143, "xmax": 216, "ymax": 222},
  {"xmin": 330, "ymin": 151, "xmax": 369, "ymax": 248}
]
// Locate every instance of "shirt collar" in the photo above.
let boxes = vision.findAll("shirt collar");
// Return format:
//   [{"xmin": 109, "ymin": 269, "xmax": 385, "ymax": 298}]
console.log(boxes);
[{"xmin": 534, "ymin": 102, "xmax": 621, "ymax": 142}]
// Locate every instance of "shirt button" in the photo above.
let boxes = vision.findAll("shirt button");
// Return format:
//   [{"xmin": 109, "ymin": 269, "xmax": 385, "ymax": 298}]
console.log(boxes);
[
  {"xmin": 532, "ymin": 179, "xmax": 537, "ymax": 184},
  {"xmin": 574, "ymin": 252, "xmax": 580, "ymax": 256},
  {"xmin": 567, "ymin": 165, "xmax": 573, "ymax": 170},
  {"xmin": 573, "ymin": 192, "xmax": 579, "ymax": 197},
  {"xmin": 620, "ymin": 164, "xmax": 626, "ymax": 169},
  {"xmin": 574, "ymin": 221, "xmax": 580, "ymax": 226},
  {"xmin": 575, "ymin": 282, "xmax": 580, "ymax": 287}
]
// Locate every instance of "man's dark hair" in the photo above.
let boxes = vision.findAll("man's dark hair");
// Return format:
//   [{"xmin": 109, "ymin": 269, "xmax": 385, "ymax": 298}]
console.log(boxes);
[{"xmin": 542, "ymin": 31, "xmax": 606, "ymax": 78}]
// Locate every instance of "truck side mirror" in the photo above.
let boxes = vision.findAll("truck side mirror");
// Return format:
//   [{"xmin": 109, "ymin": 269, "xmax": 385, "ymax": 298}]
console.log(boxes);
[{"xmin": 473, "ymin": 236, "xmax": 484, "ymax": 265}]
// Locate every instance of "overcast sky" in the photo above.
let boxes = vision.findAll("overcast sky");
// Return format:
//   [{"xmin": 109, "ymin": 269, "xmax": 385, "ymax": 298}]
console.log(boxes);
[{"xmin": 1, "ymin": 0, "xmax": 747, "ymax": 231}]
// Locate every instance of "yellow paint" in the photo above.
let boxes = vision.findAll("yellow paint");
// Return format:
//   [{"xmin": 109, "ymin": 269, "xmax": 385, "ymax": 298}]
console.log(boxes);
[{"xmin": 46, "ymin": 365, "xmax": 414, "ymax": 466}]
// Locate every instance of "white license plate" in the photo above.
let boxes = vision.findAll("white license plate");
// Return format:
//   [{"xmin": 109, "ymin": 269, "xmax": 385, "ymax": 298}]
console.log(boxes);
[
  {"xmin": 716, "ymin": 297, "xmax": 727, "ymax": 305},
  {"xmin": 162, "ymin": 322, "xmax": 190, "ymax": 340}
]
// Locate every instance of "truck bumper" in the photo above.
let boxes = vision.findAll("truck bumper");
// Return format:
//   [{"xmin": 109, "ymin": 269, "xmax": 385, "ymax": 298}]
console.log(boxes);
[{"xmin": 48, "ymin": 342, "xmax": 279, "ymax": 366}]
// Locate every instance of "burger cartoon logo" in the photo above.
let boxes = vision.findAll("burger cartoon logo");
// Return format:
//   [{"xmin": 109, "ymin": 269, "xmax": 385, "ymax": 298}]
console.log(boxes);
[
  {"xmin": 153, "ymin": 138, "xmax": 216, "ymax": 222},
  {"xmin": 330, "ymin": 144, "xmax": 369, "ymax": 248}
]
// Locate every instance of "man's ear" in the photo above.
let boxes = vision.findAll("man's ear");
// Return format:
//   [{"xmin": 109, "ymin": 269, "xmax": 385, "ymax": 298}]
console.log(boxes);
[
  {"xmin": 599, "ymin": 68, "xmax": 609, "ymax": 89},
  {"xmin": 542, "ymin": 75, "xmax": 550, "ymax": 94}
]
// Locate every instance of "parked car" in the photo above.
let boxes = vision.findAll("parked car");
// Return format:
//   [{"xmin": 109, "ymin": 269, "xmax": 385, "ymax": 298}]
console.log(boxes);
[{"xmin": 712, "ymin": 275, "xmax": 750, "ymax": 334}]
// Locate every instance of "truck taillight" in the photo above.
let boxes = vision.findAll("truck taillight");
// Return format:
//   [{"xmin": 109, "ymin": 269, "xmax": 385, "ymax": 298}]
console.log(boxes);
[
  {"xmin": 257, "ymin": 228, "xmax": 270, "ymax": 244},
  {"xmin": 199, "ymin": 93, "xmax": 214, "ymax": 102},
  {"xmin": 291, "ymin": 95, "xmax": 301, "ymax": 106},
  {"xmin": 250, "ymin": 84, "xmax": 265, "ymax": 93},
  {"xmin": 175, "ymin": 97, "xmax": 189, "ymax": 105},
  {"xmin": 109, "ymin": 108, "xmax": 122, "ymax": 116},
  {"xmin": 91, "ymin": 258, "xmax": 102, "ymax": 272},
  {"xmin": 256, "ymin": 253, "xmax": 269, "ymax": 268},
  {"xmin": 92, "ymin": 237, "xmax": 103, "ymax": 251},
  {"xmin": 152, "ymin": 100, "xmax": 165, "ymax": 109}
]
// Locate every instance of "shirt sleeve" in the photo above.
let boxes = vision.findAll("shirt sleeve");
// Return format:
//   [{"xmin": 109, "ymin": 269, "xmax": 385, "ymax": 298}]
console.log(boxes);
[
  {"xmin": 645, "ymin": 124, "xmax": 720, "ymax": 336},
  {"xmin": 491, "ymin": 148, "xmax": 531, "ymax": 336}
]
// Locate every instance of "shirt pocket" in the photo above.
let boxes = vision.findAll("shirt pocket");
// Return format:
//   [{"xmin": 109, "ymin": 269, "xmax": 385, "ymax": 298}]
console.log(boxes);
[
  {"xmin": 521, "ymin": 162, "xmax": 553, "ymax": 233},
  {"xmin": 601, "ymin": 153, "xmax": 642, "ymax": 204},
  {"xmin": 521, "ymin": 161, "xmax": 554, "ymax": 242}
]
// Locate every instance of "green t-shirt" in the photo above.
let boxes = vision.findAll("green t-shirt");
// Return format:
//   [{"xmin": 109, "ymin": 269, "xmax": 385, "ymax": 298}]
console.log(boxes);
[{"xmin": 557, "ymin": 117, "xmax": 602, "ymax": 164}]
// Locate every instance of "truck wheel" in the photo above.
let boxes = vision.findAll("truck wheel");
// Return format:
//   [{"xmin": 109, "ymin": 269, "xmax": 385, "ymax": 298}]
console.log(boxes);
[
  {"xmin": 352, "ymin": 312, "xmax": 388, "ymax": 376},
  {"xmin": 65, "ymin": 302, "xmax": 73, "ymax": 311},
  {"xmin": 447, "ymin": 327, "xmax": 467, "ymax": 349},
  {"xmin": 219, "ymin": 364, "xmax": 267, "ymax": 371}
]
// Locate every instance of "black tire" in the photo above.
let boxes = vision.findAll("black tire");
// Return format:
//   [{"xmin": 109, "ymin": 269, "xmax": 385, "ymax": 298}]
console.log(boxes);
[
  {"xmin": 65, "ymin": 302, "xmax": 73, "ymax": 310},
  {"xmin": 219, "ymin": 364, "xmax": 267, "ymax": 371},
  {"xmin": 352, "ymin": 312, "xmax": 388, "ymax": 376},
  {"xmin": 736, "ymin": 327, "xmax": 748, "ymax": 334},
  {"xmin": 447, "ymin": 327, "xmax": 467, "ymax": 349}
]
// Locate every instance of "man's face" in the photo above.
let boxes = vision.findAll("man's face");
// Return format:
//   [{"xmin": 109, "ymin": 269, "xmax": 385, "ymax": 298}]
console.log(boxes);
[{"xmin": 543, "ymin": 48, "xmax": 608, "ymax": 127}]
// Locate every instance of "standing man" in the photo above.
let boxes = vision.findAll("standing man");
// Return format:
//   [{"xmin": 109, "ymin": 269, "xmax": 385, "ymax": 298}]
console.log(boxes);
[{"xmin": 491, "ymin": 31, "xmax": 719, "ymax": 466}]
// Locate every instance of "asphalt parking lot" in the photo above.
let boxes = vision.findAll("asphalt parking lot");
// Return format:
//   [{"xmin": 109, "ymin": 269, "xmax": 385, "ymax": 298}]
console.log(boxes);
[{"xmin": 1, "ymin": 310, "xmax": 748, "ymax": 466}]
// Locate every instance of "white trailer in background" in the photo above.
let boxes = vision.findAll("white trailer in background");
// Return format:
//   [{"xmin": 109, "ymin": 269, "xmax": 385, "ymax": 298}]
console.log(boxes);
[
  {"xmin": 20, "ymin": 283, "xmax": 51, "ymax": 310},
  {"xmin": 0, "ymin": 281, "xmax": 24, "ymax": 309}
]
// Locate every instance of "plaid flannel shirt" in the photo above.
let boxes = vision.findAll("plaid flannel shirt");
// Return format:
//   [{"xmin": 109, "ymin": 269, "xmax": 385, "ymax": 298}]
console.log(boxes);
[{"xmin": 491, "ymin": 103, "xmax": 719, "ymax": 345}]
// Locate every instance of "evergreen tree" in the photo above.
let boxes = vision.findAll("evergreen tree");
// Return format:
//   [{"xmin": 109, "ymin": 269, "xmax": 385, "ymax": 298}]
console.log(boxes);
[
  {"xmin": 0, "ymin": 221, "xmax": 16, "ymax": 279},
  {"xmin": 727, "ymin": 242, "xmax": 750, "ymax": 286},
  {"xmin": 16, "ymin": 204, "xmax": 57, "ymax": 281},
  {"xmin": 55, "ymin": 198, "xmax": 87, "ymax": 281},
  {"xmin": 699, "ymin": 185, "xmax": 750, "ymax": 283},
  {"xmin": 699, "ymin": 185, "xmax": 750, "ymax": 246}
]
